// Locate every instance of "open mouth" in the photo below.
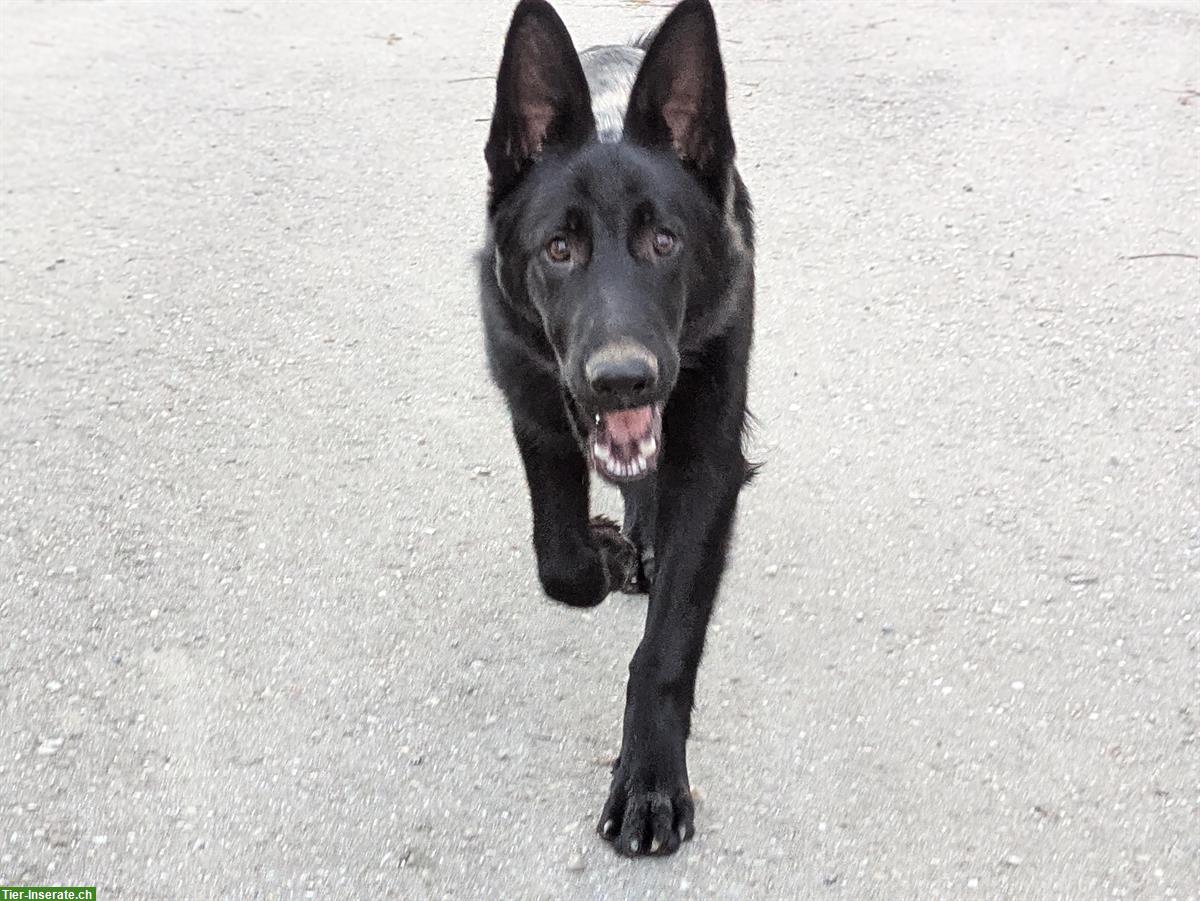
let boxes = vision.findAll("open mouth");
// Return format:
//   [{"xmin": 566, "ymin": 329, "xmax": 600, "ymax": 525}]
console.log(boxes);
[{"xmin": 589, "ymin": 403, "xmax": 663, "ymax": 483}]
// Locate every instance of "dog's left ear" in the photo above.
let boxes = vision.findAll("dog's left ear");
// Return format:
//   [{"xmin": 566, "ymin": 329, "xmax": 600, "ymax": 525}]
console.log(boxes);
[
  {"xmin": 624, "ymin": 0, "xmax": 735, "ymax": 200},
  {"xmin": 485, "ymin": 0, "xmax": 595, "ymax": 209}
]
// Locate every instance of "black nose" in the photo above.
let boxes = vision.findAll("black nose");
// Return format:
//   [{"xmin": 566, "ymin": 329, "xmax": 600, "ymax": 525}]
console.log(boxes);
[{"xmin": 585, "ymin": 344, "xmax": 659, "ymax": 404}]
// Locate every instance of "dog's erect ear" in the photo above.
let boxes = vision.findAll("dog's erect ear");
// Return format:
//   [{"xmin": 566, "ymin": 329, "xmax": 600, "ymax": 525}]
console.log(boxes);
[
  {"xmin": 485, "ymin": 0, "xmax": 595, "ymax": 207},
  {"xmin": 624, "ymin": 0, "xmax": 734, "ymax": 199}
]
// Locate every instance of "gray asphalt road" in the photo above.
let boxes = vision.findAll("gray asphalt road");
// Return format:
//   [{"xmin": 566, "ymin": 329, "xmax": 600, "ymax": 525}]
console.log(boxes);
[{"xmin": 2, "ymin": 1, "xmax": 1198, "ymax": 898}]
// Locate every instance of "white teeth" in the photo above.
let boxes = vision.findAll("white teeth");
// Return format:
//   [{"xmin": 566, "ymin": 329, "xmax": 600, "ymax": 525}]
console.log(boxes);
[
  {"xmin": 598, "ymin": 453, "xmax": 656, "ymax": 479},
  {"xmin": 639, "ymin": 436, "xmax": 657, "ymax": 457}
]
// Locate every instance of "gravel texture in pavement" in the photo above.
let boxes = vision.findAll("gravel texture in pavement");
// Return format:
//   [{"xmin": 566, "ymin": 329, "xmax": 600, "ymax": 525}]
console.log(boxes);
[{"xmin": 1, "ymin": 1, "xmax": 1198, "ymax": 898}]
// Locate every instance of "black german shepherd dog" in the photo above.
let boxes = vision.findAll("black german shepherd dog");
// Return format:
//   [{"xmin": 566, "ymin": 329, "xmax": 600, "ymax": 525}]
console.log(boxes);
[{"xmin": 478, "ymin": 0, "xmax": 753, "ymax": 857}]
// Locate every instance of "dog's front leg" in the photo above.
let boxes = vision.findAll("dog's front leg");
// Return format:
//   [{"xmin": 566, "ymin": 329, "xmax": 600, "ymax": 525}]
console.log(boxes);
[
  {"xmin": 598, "ymin": 372, "xmax": 747, "ymax": 856},
  {"xmin": 514, "ymin": 423, "xmax": 639, "ymax": 607}
]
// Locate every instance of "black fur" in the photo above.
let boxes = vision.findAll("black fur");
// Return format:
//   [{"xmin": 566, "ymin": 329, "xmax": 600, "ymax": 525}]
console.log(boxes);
[{"xmin": 478, "ymin": 0, "xmax": 754, "ymax": 857}]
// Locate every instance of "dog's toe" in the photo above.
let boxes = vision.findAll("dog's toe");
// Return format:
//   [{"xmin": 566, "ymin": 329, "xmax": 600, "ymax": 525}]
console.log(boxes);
[
  {"xmin": 599, "ymin": 770, "xmax": 693, "ymax": 858},
  {"xmin": 589, "ymin": 516, "xmax": 640, "ymax": 595}
]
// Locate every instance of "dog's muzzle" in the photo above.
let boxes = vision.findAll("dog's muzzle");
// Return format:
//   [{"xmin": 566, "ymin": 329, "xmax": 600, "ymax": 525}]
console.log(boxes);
[{"xmin": 582, "ymin": 342, "xmax": 663, "ymax": 483}]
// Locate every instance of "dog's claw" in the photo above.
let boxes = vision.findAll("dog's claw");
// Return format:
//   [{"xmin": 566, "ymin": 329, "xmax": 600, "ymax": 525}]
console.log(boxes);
[
  {"xmin": 601, "ymin": 819, "xmax": 614, "ymax": 837},
  {"xmin": 600, "ymin": 770, "xmax": 693, "ymax": 857}
]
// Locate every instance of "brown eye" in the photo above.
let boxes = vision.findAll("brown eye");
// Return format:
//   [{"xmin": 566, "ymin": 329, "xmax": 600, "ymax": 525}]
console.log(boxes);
[
  {"xmin": 652, "ymin": 230, "xmax": 676, "ymax": 257},
  {"xmin": 546, "ymin": 236, "xmax": 571, "ymax": 263}
]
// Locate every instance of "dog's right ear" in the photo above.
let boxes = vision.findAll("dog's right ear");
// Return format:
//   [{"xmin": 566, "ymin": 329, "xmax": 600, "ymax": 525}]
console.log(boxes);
[{"xmin": 485, "ymin": 0, "xmax": 595, "ymax": 208}]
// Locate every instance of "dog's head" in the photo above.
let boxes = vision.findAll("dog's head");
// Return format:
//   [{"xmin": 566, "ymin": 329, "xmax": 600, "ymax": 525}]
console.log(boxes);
[{"xmin": 484, "ymin": 0, "xmax": 739, "ymax": 484}]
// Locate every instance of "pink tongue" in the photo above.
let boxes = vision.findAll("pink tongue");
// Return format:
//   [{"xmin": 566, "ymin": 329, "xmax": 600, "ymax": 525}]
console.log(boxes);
[{"xmin": 601, "ymin": 405, "xmax": 652, "ymax": 443}]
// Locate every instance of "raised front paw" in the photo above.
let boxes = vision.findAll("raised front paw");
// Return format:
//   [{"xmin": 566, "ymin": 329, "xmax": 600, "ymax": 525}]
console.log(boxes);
[
  {"xmin": 597, "ymin": 758, "xmax": 695, "ymax": 857},
  {"xmin": 536, "ymin": 516, "xmax": 638, "ymax": 607},
  {"xmin": 589, "ymin": 516, "xmax": 640, "ymax": 595}
]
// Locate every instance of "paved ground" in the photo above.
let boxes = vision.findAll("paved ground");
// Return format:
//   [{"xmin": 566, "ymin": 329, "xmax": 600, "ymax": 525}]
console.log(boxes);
[{"xmin": 2, "ymin": 1, "xmax": 1198, "ymax": 898}]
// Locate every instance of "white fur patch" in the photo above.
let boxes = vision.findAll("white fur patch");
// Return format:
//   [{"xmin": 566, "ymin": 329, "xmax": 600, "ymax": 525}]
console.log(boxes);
[{"xmin": 579, "ymin": 46, "xmax": 644, "ymax": 143}]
